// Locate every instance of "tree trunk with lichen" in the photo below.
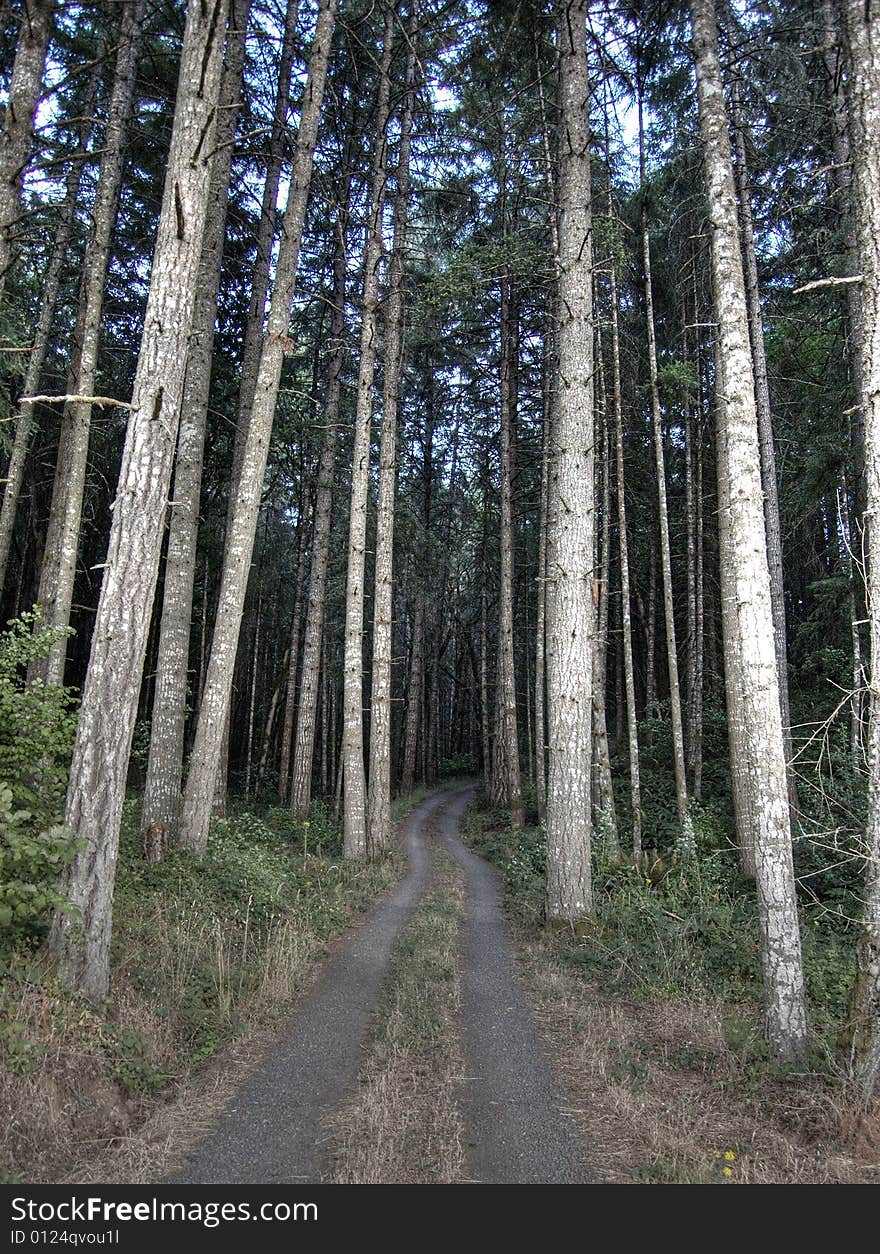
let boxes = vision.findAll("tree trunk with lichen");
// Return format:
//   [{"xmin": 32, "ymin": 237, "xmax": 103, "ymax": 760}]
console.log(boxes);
[
  {"xmin": 47, "ymin": 0, "xmax": 230, "ymax": 1000},
  {"xmin": 840, "ymin": 0, "xmax": 880, "ymax": 1101},
  {"xmin": 691, "ymin": 0, "xmax": 807, "ymax": 1061},
  {"xmin": 179, "ymin": 0, "xmax": 336, "ymax": 858},
  {"xmin": 138, "ymin": 0, "xmax": 248, "ymax": 847},
  {"xmin": 367, "ymin": 7, "xmax": 417, "ymax": 857},
  {"xmin": 0, "ymin": 0, "xmax": 53, "ymax": 307},
  {"xmin": 545, "ymin": 0, "xmax": 594, "ymax": 923},
  {"xmin": 341, "ymin": 4, "xmax": 393, "ymax": 860}
]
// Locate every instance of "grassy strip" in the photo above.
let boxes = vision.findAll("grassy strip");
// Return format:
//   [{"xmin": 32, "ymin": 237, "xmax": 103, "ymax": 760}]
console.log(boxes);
[
  {"xmin": 463, "ymin": 797, "xmax": 879, "ymax": 1184},
  {"xmin": 0, "ymin": 798, "xmax": 405, "ymax": 1183},
  {"xmin": 322, "ymin": 847, "xmax": 467, "ymax": 1184}
]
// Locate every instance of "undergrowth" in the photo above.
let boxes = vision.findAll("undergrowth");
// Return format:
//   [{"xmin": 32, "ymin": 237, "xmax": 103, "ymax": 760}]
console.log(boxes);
[
  {"xmin": 464, "ymin": 789, "xmax": 876, "ymax": 1182},
  {"xmin": 0, "ymin": 797, "xmax": 399, "ymax": 1183},
  {"xmin": 464, "ymin": 788, "xmax": 858, "ymax": 1065}
]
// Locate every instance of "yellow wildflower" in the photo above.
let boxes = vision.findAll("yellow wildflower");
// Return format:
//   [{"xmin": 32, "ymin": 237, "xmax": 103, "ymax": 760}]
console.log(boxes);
[{"xmin": 724, "ymin": 1150, "xmax": 735, "ymax": 1162}]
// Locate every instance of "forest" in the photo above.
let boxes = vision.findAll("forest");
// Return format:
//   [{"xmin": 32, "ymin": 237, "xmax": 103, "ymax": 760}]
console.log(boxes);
[{"xmin": 0, "ymin": 0, "xmax": 879, "ymax": 1189}]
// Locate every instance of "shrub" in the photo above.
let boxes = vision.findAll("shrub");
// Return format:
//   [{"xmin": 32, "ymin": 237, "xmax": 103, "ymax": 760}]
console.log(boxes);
[
  {"xmin": 0, "ymin": 611, "xmax": 79, "ymax": 951},
  {"xmin": 0, "ymin": 609, "xmax": 76, "ymax": 821},
  {"xmin": 0, "ymin": 784, "xmax": 78, "ymax": 941}
]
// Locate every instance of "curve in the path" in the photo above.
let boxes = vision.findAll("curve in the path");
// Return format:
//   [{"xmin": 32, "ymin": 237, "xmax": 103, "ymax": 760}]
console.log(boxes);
[
  {"xmin": 439, "ymin": 788, "xmax": 592, "ymax": 1184},
  {"xmin": 173, "ymin": 789, "xmax": 449, "ymax": 1184}
]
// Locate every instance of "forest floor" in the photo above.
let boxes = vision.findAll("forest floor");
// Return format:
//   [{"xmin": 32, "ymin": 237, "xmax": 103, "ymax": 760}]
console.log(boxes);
[
  {"xmin": 150, "ymin": 783, "xmax": 588, "ymax": 1184},
  {"xmin": 6, "ymin": 783, "xmax": 879, "ymax": 1184},
  {"xmin": 462, "ymin": 802, "xmax": 880, "ymax": 1185},
  {"xmin": 36, "ymin": 783, "xmax": 590, "ymax": 1184}
]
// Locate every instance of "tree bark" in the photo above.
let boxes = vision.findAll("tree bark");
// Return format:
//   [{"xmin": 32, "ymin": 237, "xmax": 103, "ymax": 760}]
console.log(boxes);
[
  {"xmin": 645, "ymin": 545, "xmax": 658, "ymax": 719},
  {"xmin": 611, "ymin": 263, "xmax": 642, "ymax": 861},
  {"xmin": 138, "ymin": 0, "xmax": 248, "ymax": 844},
  {"xmin": 179, "ymin": 0, "xmax": 336, "ymax": 857},
  {"xmin": 211, "ymin": 0, "xmax": 301, "ymax": 814},
  {"xmin": 47, "ymin": 0, "xmax": 230, "ymax": 1000},
  {"xmin": 840, "ymin": 0, "xmax": 880, "ymax": 1101},
  {"xmin": 0, "ymin": 32, "xmax": 104, "ymax": 595},
  {"xmin": 535, "ymin": 342, "xmax": 551, "ymax": 822},
  {"xmin": 691, "ymin": 0, "xmax": 807, "ymax": 1060},
  {"xmin": 400, "ymin": 591, "xmax": 425, "ymax": 796},
  {"xmin": 714, "ymin": 338, "xmax": 755, "ymax": 878},
  {"xmin": 30, "ymin": 0, "xmax": 145, "ymax": 688},
  {"xmin": 0, "ymin": 0, "xmax": 53, "ymax": 307},
  {"xmin": 277, "ymin": 494, "xmax": 310, "ymax": 802},
  {"xmin": 490, "ymin": 264, "xmax": 523, "ymax": 828},
  {"xmin": 730, "ymin": 76, "xmax": 796, "ymax": 810},
  {"xmin": 341, "ymin": 5, "xmax": 394, "ymax": 860},
  {"xmin": 229, "ymin": 0, "xmax": 301, "ymax": 483},
  {"xmin": 592, "ymin": 330, "xmax": 617, "ymax": 844},
  {"xmin": 367, "ymin": 5, "xmax": 417, "ymax": 856},
  {"xmin": 545, "ymin": 0, "xmax": 593, "ymax": 922},
  {"xmin": 821, "ymin": 0, "xmax": 867, "ymax": 540},
  {"xmin": 639, "ymin": 96, "xmax": 688, "ymax": 826},
  {"xmin": 289, "ymin": 206, "xmax": 350, "ymax": 816}
]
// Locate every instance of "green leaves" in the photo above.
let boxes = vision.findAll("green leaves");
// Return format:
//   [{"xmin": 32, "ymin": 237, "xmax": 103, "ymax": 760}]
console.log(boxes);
[
  {"xmin": 0, "ymin": 609, "xmax": 79, "ymax": 950},
  {"xmin": 0, "ymin": 783, "xmax": 79, "ymax": 944}
]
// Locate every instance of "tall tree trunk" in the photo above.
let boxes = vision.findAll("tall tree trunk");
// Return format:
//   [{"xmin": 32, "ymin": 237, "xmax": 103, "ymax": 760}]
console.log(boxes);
[
  {"xmin": 400, "ymin": 592, "xmax": 424, "ymax": 796},
  {"xmin": 0, "ymin": 0, "xmax": 53, "ymax": 307},
  {"xmin": 244, "ymin": 595, "xmax": 261, "ymax": 798},
  {"xmin": 229, "ymin": 0, "xmax": 301, "ymax": 476},
  {"xmin": 639, "ymin": 95, "xmax": 688, "ymax": 826},
  {"xmin": 692, "ymin": 397, "xmax": 705, "ymax": 797},
  {"xmin": 257, "ymin": 646, "xmax": 288, "ymax": 793},
  {"xmin": 592, "ymin": 333, "xmax": 617, "ymax": 844},
  {"xmin": 821, "ymin": 0, "xmax": 867, "ymax": 537},
  {"xmin": 645, "ymin": 545, "xmax": 658, "ymax": 719},
  {"xmin": 691, "ymin": 0, "xmax": 807, "ymax": 1060},
  {"xmin": 524, "ymin": 581, "xmax": 533, "ymax": 783},
  {"xmin": 534, "ymin": 344, "xmax": 551, "ymax": 822},
  {"xmin": 611, "ymin": 263, "xmax": 642, "ymax": 861},
  {"xmin": 139, "ymin": 0, "xmax": 248, "ymax": 844},
  {"xmin": 277, "ymin": 496, "xmax": 310, "ymax": 802},
  {"xmin": 212, "ymin": 0, "xmax": 301, "ymax": 814},
  {"xmin": 490, "ymin": 265, "xmax": 523, "ymax": 827},
  {"xmin": 30, "ymin": 0, "xmax": 144, "ymax": 687},
  {"xmin": 545, "ymin": 0, "xmax": 593, "ymax": 922},
  {"xmin": 47, "ymin": 0, "xmax": 230, "ymax": 1000},
  {"xmin": 320, "ymin": 637, "xmax": 329, "ymax": 797},
  {"xmin": 179, "ymin": 0, "xmax": 336, "ymax": 857},
  {"xmin": 715, "ymin": 338, "xmax": 755, "ymax": 878},
  {"xmin": 0, "ymin": 44, "xmax": 100, "ymax": 596},
  {"xmin": 840, "ymin": 0, "xmax": 880, "ymax": 1101},
  {"xmin": 290, "ymin": 205, "xmax": 349, "ymax": 817},
  {"xmin": 367, "ymin": 6, "xmax": 417, "ymax": 855},
  {"xmin": 730, "ymin": 76, "xmax": 796, "ymax": 810},
  {"xmin": 534, "ymin": 42, "xmax": 558, "ymax": 826},
  {"xmin": 341, "ymin": 5, "xmax": 394, "ymax": 860},
  {"xmin": 479, "ymin": 580, "xmax": 490, "ymax": 792}
]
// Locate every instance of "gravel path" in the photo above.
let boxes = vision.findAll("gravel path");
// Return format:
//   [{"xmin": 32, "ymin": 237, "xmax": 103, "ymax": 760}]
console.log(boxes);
[
  {"xmin": 173, "ymin": 790, "xmax": 445, "ymax": 1184},
  {"xmin": 173, "ymin": 783, "xmax": 591, "ymax": 1184},
  {"xmin": 438, "ymin": 788, "xmax": 592, "ymax": 1183}
]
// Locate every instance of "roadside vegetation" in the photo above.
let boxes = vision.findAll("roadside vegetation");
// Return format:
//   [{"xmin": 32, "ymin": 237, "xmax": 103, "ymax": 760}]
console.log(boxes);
[
  {"xmin": 464, "ymin": 716, "xmax": 879, "ymax": 1184},
  {"xmin": 0, "ymin": 638, "xmax": 401, "ymax": 1183}
]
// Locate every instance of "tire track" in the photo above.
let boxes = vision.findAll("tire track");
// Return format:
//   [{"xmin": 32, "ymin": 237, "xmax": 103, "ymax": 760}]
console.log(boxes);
[
  {"xmin": 438, "ymin": 789, "xmax": 592, "ymax": 1183},
  {"xmin": 173, "ymin": 788, "xmax": 450, "ymax": 1183}
]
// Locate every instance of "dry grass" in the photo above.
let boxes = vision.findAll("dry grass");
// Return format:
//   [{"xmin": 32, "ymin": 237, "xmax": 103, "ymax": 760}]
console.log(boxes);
[
  {"xmin": 515, "ymin": 926, "xmax": 880, "ymax": 1184},
  {"xmin": 0, "ymin": 857, "xmax": 400, "ymax": 1184},
  {"xmin": 321, "ymin": 847, "xmax": 467, "ymax": 1183}
]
